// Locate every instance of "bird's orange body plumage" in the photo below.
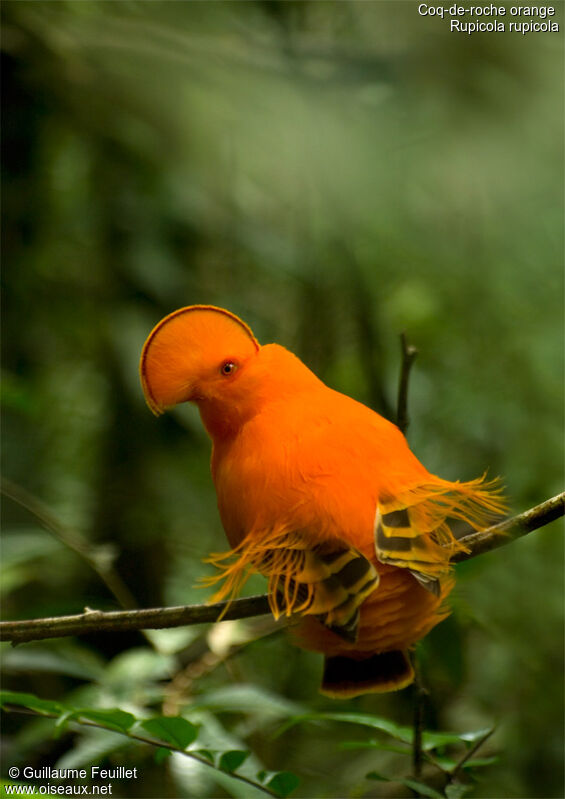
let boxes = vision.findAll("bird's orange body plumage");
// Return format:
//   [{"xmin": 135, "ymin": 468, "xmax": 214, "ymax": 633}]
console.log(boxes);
[{"xmin": 140, "ymin": 305, "xmax": 504, "ymax": 697}]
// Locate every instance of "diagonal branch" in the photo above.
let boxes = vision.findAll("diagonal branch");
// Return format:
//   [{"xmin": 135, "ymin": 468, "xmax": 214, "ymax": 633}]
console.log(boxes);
[
  {"xmin": 451, "ymin": 491, "xmax": 564, "ymax": 562},
  {"xmin": 1, "ymin": 477, "xmax": 139, "ymax": 610},
  {"xmin": 1, "ymin": 493, "xmax": 562, "ymax": 646}
]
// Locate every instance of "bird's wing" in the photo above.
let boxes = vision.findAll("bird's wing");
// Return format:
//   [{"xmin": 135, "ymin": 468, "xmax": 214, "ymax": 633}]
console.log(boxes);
[
  {"xmin": 375, "ymin": 505, "xmax": 446, "ymax": 596},
  {"xmin": 204, "ymin": 529, "xmax": 379, "ymax": 643},
  {"xmin": 375, "ymin": 477, "xmax": 506, "ymax": 595}
]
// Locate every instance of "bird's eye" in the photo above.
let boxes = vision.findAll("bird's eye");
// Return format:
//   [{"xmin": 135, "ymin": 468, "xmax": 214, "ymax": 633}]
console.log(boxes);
[{"xmin": 220, "ymin": 361, "xmax": 237, "ymax": 376}]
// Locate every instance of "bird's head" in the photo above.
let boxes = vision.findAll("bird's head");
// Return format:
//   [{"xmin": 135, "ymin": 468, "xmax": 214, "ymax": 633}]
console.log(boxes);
[{"xmin": 140, "ymin": 305, "xmax": 260, "ymax": 424}]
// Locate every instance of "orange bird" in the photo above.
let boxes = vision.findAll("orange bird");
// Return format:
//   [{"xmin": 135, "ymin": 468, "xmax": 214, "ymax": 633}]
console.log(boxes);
[{"xmin": 140, "ymin": 305, "xmax": 504, "ymax": 698}]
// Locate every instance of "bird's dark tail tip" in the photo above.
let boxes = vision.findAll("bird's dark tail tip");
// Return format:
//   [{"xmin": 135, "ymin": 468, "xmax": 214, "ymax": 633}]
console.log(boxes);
[{"xmin": 321, "ymin": 650, "xmax": 414, "ymax": 697}]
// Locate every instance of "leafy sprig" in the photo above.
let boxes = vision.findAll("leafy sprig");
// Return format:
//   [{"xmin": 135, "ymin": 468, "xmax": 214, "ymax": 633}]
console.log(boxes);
[{"xmin": 0, "ymin": 691, "xmax": 299, "ymax": 798}]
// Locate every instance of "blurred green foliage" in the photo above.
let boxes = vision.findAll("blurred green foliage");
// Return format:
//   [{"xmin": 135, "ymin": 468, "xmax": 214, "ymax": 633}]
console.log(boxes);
[{"xmin": 1, "ymin": 2, "xmax": 563, "ymax": 798}]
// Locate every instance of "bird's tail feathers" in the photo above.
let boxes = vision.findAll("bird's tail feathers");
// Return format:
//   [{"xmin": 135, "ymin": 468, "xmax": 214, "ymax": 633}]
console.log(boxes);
[{"xmin": 321, "ymin": 650, "xmax": 414, "ymax": 698}]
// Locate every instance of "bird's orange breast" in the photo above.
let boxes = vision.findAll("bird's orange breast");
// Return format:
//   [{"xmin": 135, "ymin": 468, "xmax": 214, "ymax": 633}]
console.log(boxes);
[
  {"xmin": 210, "ymin": 387, "xmax": 428, "ymax": 549},
  {"xmin": 209, "ymin": 395, "xmax": 450, "ymax": 657}
]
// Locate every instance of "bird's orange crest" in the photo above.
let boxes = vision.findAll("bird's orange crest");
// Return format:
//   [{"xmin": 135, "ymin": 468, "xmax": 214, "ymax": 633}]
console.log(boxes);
[{"xmin": 140, "ymin": 305, "xmax": 260, "ymax": 414}]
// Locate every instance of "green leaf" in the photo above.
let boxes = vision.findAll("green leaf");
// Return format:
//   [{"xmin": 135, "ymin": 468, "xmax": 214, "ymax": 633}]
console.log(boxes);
[
  {"xmin": 218, "ymin": 749, "xmax": 249, "ymax": 773},
  {"xmin": 280, "ymin": 712, "xmax": 493, "ymax": 753},
  {"xmin": 420, "ymin": 727, "xmax": 495, "ymax": 758},
  {"xmin": 75, "ymin": 708, "xmax": 136, "ymax": 733},
  {"xmin": 422, "ymin": 726, "xmax": 496, "ymax": 750},
  {"xmin": 258, "ymin": 770, "xmax": 300, "ymax": 798},
  {"xmin": 209, "ymin": 769, "xmax": 270, "ymax": 799},
  {"xmin": 421, "ymin": 730, "xmax": 469, "ymax": 749},
  {"xmin": 144, "ymin": 627, "xmax": 201, "ymax": 654},
  {"xmin": 1, "ymin": 641, "xmax": 106, "ymax": 681},
  {"xmin": 278, "ymin": 712, "xmax": 413, "ymax": 744},
  {"xmin": 55, "ymin": 729, "xmax": 131, "ymax": 771},
  {"xmin": 194, "ymin": 748, "xmax": 215, "ymax": 763},
  {"xmin": 446, "ymin": 783, "xmax": 473, "ymax": 799},
  {"xmin": 435, "ymin": 755, "xmax": 499, "ymax": 771},
  {"xmin": 365, "ymin": 770, "xmax": 391, "ymax": 781},
  {"xmin": 0, "ymin": 690, "xmax": 63, "ymax": 716},
  {"xmin": 103, "ymin": 647, "xmax": 174, "ymax": 686},
  {"xmin": 141, "ymin": 716, "xmax": 199, "ymax": 749},
  {"xmin": 340, "ymin": 739, "xmax": 409, "ymax": 754},
  {"xmin": 54, "ymin": 710, "xmax": 76, "ymax": 735},
  {"xmin": 154, "ymin": 747, "xmax": 172, "ymax": 764},
  {"xmin": 0, "ymin": 692, "xmax": 135, "ymax": 736},
  {"xmin": 0, "ymin": 528, "xmax": 65, "ymax": 567},
  {"xmin": 462, "ymin": 756, "xmax": 499, "ymax": 770},
  {"xmin": 400, "ymin": 778, "xmax": 444, "ymax": 798},
  {"xmin": 193, "ymin": 684, "xmax": 303, "ymax": 720},
  {"xmin": 459, "ymin": 727, "xmax": 494, "ymax": 743},
  {"xmin": 422, "ymin": 727, "xmax": 494, "ymax": 750}
]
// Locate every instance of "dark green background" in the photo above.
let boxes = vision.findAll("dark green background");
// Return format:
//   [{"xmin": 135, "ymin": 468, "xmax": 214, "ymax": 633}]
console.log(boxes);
[{"xmin": 2, "ymin": 2, "xmax": 563, "ymax": 797}]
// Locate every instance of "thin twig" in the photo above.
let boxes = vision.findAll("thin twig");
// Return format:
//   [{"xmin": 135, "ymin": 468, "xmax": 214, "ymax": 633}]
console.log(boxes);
[
  {"xmin": 1, "ymin": 477, "xmax": 138, "ymax": 610},
  {"xmin": 162, "ymin": 617, "xmax": 280, "ymax": 716},
  {"xmin": 0, "ymin": 494, "xmax": 562, "ymax": 645},
  {"xmin": 452, "ymin": 491, "xmax": 564, "ymax": 562},
  {"xmin": 448, "ymin": 727, "xmax": 495, "ymax": 784},
  {"xmin": 396, "ymin": 333, "xmax": 424, "ymax": 787},
  {"xmin": 396, "ymin": 333, "xmax": 418, "ymax": 435},
  {"xmin": 411, "ymin": 654, "xmax": 427, "ymax": 781}
]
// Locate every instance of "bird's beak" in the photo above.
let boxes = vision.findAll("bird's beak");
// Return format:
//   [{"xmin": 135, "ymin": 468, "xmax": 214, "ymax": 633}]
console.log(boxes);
[
  {"xmin": 145, "ymin": 394, "xmax": 166, "ymax": 416},
  {"xmin": 142, "ymin": 378, "xmax": 198, "ymax": 416}
]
